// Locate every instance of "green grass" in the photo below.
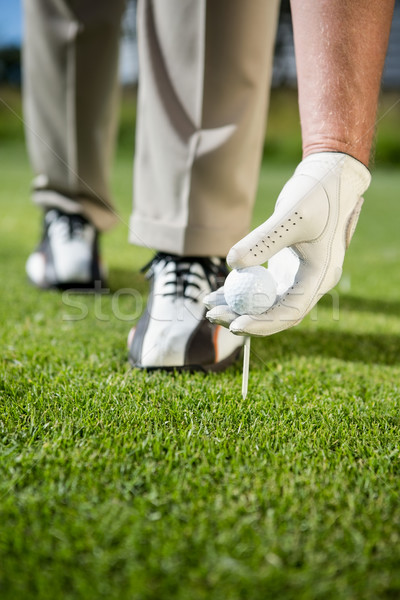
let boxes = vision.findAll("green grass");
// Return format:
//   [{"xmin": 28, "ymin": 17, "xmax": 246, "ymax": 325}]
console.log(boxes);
[{"xmin": 1, "ymin": 87, "xmax": 400, "ymax": 600}]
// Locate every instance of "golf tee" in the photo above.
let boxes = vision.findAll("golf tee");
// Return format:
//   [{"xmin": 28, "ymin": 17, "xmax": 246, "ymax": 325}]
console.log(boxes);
[{"xmin": 242, "ymin": 337, "xmax": 251, "ymax": 400}]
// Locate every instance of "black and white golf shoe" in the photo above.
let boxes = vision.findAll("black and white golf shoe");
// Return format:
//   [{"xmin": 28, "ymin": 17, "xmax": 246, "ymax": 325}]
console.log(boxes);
[
  {"xmin": 128, "ymin": 253, "xmax": 243, "ymax": 371},
  {"xmin": 26, "ymin": 209, "xmax": 105, "ymax": 289}
]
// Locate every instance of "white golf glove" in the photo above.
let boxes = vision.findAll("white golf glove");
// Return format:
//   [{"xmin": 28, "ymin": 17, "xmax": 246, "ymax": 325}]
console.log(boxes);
[{"xmin": 205, "ymin": 152, "xmax": 371, "ymax": 336}]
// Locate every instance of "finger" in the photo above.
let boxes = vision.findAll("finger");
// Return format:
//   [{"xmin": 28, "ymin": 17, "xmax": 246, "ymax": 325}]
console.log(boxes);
[
  {"xmin": 206, "ymin": 305, "xmax": 238, "ymax": 328},
  {"xmin": 229, "ymin": 303, "xmax": 302, "ymax": 337},
  {"xmin": 267, "ymin": 247, "xmax": 300, "ymax": 296},
  {"xmin": 203, "ymin": 286, "xmax": 227, "ymax": 310},
  {"xmin": 227, "ymin": 172, "xmax": 329, "ymax": 269}
]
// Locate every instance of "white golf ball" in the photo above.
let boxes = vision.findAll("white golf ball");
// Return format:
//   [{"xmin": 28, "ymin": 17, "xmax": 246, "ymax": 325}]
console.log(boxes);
[{"xmin": 224, "ymin": 266, "xmax": 277, "ymax": 315}]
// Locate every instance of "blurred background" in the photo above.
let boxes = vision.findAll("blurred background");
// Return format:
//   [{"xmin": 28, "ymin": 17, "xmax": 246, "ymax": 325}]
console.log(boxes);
[
  {"xmin": 2, "ymin": 0, "xmax": 400, "ymax": 166},
  {"xmin": 4, "ymin": 1, "xmax": 400, "ymax": 89}
]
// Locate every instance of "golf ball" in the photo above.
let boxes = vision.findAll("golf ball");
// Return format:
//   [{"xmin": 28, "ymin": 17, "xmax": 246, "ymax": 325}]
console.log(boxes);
[{"xmin": 224, "ymin": 266, "xmax": 277, "ymax": 315}]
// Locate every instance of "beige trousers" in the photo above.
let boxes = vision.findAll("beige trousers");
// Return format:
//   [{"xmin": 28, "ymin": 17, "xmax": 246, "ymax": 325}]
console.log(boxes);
[{"xmin": 23, "ymin": 0, "xmax": 280, "ymax": 256}]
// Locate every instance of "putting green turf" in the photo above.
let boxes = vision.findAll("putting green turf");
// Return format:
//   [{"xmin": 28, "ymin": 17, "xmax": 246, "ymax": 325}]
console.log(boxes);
[{"xmin": 1, "ymin": 89, "xmax": 400, "ymax": 600}]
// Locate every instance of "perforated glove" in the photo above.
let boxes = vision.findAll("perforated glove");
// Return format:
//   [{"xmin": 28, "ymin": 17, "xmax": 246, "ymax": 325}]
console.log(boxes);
[{"xmin": 205, "ymin": 152, "xmax": 371, "ymax": 336}]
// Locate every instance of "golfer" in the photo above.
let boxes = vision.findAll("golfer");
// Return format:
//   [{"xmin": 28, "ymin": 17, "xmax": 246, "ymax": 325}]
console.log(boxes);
[{"xmin": 23, "ymin": 1, "xmax": 394, "ymax": 367}]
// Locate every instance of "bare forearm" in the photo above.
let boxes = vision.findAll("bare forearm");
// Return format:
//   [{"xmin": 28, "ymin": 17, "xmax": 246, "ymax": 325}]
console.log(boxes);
[{"xmin": 291, "ymin": 0, "xmax": 394, "ymax": 166}]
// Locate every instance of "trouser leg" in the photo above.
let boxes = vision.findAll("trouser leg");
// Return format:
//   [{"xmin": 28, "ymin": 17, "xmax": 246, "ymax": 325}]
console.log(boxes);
[
  {"xmin": 22, "ymin": 0, "xmax": 126, "ymax": 231},
  {"xmin": 131, "ymin": 0, "xmax": 280, "ymax": 256}
]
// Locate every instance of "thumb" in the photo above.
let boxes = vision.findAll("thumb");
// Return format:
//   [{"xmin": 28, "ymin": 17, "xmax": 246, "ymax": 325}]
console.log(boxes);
[{"xmin": 227, "ymin": 171, "xmax": 331, "ymax": 269}]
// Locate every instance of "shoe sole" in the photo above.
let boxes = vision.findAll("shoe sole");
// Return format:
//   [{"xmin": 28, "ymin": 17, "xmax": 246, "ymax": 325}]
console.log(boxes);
[
  {"xmin": 128, "ymin": 345, "xmax": 243, "ymax": 373},
  {"xmin": 26, "ymin": 276, "xmax": 107, "ymax": 292}
]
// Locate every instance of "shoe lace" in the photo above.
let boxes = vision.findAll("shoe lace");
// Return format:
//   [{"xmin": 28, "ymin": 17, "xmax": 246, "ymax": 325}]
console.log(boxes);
[
  {"xmin": 45, "ymin": 210, "xmax": 90, "ymax": 243},
  {"xmin": 141, "ymin": 252, "xmax": 228, "ymax": 303}
]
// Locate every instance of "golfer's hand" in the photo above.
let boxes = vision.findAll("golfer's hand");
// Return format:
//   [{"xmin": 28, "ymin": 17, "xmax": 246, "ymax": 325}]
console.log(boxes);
[{"xmin": 205, "ymin": 152, "xmax": 371, "ymax": 336}]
